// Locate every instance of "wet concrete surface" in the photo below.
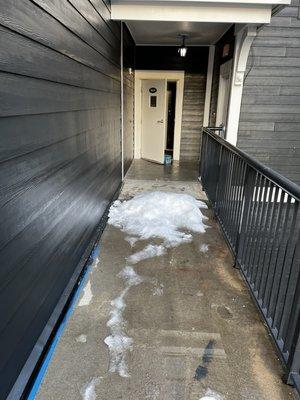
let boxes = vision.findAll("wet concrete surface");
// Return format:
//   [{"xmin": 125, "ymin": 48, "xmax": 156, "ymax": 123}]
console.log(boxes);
[
  {"xmin": 36, "ymin": 160, "xmax": 296, "ymax": 400},
  {"xmin": 126, "ymin": 159, "xmax": 199, "ymax": 182}
]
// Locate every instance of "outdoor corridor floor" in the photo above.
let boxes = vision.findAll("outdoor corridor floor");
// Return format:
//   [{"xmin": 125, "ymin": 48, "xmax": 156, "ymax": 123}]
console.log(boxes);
[{"xmin": 37, "ymin": 160, "xmax": 295, "ymax": 400}]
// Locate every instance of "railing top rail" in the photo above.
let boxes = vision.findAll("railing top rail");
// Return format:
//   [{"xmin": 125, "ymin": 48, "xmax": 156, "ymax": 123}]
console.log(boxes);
[{"xmin": 203, "ymin": 127, "xmax": 300, "ymax": 201}]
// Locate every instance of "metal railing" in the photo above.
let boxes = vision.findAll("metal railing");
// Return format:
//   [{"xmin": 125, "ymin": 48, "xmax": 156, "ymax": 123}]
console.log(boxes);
[{"xmin": 200, "ymin": 127, "xmax": 300, "ymax": 391}]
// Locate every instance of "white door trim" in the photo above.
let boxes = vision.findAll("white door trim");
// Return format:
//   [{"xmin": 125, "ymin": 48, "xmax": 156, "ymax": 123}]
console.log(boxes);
[
  {"xmin": 203, "ymin": 45, "xmax": 215, "ymax": 127},
  {"xmin": 216, "ymin": 59, "xmax": 232, "ymax": 128},
  {"xmin": 134, "ymin": 70, "xmax": 185, "ymax": 161},
  {"xmin": 226, "ymin": 24, "xmax": 257, "ymax": 145}
]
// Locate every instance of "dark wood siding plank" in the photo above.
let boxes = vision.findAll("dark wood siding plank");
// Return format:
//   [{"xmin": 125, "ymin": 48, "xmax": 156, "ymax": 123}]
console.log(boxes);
[
  {"xmin": 89, "ymin": 0, "xmax": 121, "ymax": 39},
  {"xmin": 0, "ymin": 73, "xmax": 120, "ymax": 117},
  {"xmin": 33, "ymin": 0, "xmax": 120, "ymax": 64},
  {"xmin": 0, "ymin": 0, "xmax": 120, "ymax": 80},
  {"xmin": 180, "ymin": 73, "xmax": 206, "ymax": 161},
  {"xmin": 238, "ymin": 2, "xmax": 300, "ymax": 186},
  {"xmin": 0, "ymin": 26, "xmax": 119, "ymax": 92},
  {"xmin": 0, "ymin": 0, "xmax": 125, "ymax": 397}
]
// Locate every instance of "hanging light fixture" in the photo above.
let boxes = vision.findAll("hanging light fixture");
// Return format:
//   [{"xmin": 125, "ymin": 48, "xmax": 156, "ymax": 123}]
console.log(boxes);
[{"xmin": 178, "ymin": 34, "xmax": 188, "ymax": 57}]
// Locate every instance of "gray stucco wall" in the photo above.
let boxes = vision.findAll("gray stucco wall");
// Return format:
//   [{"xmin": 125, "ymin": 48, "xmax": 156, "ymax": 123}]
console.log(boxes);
[
  {"xmin": 0, "ymin": 1, "xmax": 123, "ymax": 397},
  {"xmin": 238, "ymin": 1, "xmax": 300, "ymax": 185}
]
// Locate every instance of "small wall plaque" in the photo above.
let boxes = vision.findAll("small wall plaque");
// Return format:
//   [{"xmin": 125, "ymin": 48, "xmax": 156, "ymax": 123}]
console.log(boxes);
[
  {"xmin": 222, "ymin": 43, "xmax": 230, "ymax": 58},
  {"xmin": 149, "ymin": 87, "xmax": 157, "ymax": 93}
]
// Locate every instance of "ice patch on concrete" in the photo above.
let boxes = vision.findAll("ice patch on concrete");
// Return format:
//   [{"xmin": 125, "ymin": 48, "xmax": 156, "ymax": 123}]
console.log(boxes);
[
  {"xmin": 145, "ymin": 383, "xmax": 160, "ymax": 399},
  {"xmin": 152, "ymin": 282, "xmax": 164, "ymax": 296},
  {"xmin": 128, "ymin": 244, "xmax": 166, "ymax": 264},
  {"xmin": 108, "ymin": 191, "xmax": 207, "ymax": 251},
  {"xmin": 93, "ymin": 256, "xmax": 100, "ymax": 269},
  {"xmin": 104, "ymin": 334, "xmax": 133, "ymax": 377},
  {"xmin": 104, "ymin": 267, "xmax": 144, "ymax": 378},
  {"xmin": 78, "ymin": 280, "xmax": 93, "ymax": 307},
  {"xmin": 125, "ymin": 236, "xmax": 139, "ymax": 247},
  {"xmin": 76, "ymin": 334, "xmax": 87, "ymax": 343},
  {"xmin": 199, "ymin": 388, "xmax": 223, "ymax": 400},
  {"xmin": 118, "ymin": 265, "xmax": 144, "ymax": 286},
  {"xmin": 80, "ymin": 377, "xmax": 102, "ymax": 400},
  {"xmin": 199, "ymin": 244, "xmax": 209, "ymax": 253}
]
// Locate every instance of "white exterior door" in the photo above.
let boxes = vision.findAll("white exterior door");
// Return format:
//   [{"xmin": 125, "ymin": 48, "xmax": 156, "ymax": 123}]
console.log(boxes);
[
  {"xmin": 141, "ymin": 79, "xmax": 167, "ymax": 164},
  {"xmin": 216, "ymin": 60, "xmax": 232, "ymax": 131}
]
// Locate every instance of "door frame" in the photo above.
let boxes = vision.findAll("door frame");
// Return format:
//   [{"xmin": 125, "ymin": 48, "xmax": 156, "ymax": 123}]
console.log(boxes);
[
  {"xmin": 134, "ymin": 70, "xmax": 185, "ymax": 161},
  {"xmin": 216, "ymin": 59, "xmax": 232, "ymax": 129}
]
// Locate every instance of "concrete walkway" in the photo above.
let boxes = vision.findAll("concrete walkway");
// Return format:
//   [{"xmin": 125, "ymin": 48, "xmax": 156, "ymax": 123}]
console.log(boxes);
[{"xmin": 37, "ymin": 160, "xmax": 295, "ymax": 400}]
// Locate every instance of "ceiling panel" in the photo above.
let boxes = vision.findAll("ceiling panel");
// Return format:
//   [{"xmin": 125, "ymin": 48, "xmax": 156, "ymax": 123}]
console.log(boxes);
[{"xmin": 126, "ymin": 20, "xmax": 231, "ymax": 45}]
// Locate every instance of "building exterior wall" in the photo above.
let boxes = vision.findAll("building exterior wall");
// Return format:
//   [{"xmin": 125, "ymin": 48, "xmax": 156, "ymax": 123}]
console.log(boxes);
[
  {"xmin": 180, "ymin": 73, "xmax": 206, "ymax": 161},
  {"xmin": 238, "ymin": 1, "xmax": 300, "ymax": 185},
  {"xmin": 0, "ymin": 1, "xmax": 122, "ymax": 398},
  {"xmin": 123, "ymin": 24, "xmax": 135, "ymax": 174},
  {"xmin": 209, "ymin": 26, "xmax": 235, "ymax": 126}
]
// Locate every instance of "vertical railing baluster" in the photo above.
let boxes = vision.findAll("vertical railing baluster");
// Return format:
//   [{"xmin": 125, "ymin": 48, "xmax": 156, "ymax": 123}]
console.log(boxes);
[{"xmin": 200, "ymin": 128, "xmax": 300, "ymax": 391}]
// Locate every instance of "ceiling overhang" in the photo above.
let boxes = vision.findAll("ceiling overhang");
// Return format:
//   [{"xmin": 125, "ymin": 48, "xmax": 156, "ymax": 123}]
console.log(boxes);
[{"xmin": 111, "ymin": 0, "xmax": 290, "ymax": 24}]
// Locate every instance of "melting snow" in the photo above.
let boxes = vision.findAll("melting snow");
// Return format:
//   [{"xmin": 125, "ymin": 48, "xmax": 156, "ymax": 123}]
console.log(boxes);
[
  {"xmin": 105, "ymin": 192, "xmax": 208, "ymax": 378},
  {"xmin": 104, "ymin": 267, "xmax": 143, "ymax": 377},
  {"xmin": 78, "ymin": 280, "xmax": 93, "ymax": 307},
  {"xmin": 109, "ymin": 191, "xmax": 208, "ymax": 263},
  {"xmin": 199, "ymin": 244, "xmax": 209, "ymax": 253},
  {"xmin": 127, "ymin": 244, "xmax": 166, "ymax": 264},
  {"xmin": 76, "ymin": 334, "xmax": 87, "ymax": 343},
  {"xmin": 125, "ymin": 236, "xmax": 139, "ymax": 247},
  {"xmin": 93, "ymin": 256, "xmax": 100, "ymax": 269},
  {"xmin": 80, "ymin": 377, "xmax": 102, "ymax": 400},
  {"xmin": 152, "ymin": 283, "xmax": 164, "ymax": 296},
  {"xmin": 118, "ymin": 265, "xmax": 144, "ymax": 286},
  {"xmin": 199, "ymin": 388, "xmax": 223, "ymax": 400}
]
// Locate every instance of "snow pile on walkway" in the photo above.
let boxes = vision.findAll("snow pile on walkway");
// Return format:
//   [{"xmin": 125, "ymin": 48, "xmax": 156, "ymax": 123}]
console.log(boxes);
[
  {"xmin": 105, "ymin": 191, "xmax": 208, "ymax": 379},
  {"xmin": 104, "ymin": 266, "xmax": 144, "ymax": 377},
  {"xmin": 109, "ymin": 191, "xmax": 208, "ymax": 260}
]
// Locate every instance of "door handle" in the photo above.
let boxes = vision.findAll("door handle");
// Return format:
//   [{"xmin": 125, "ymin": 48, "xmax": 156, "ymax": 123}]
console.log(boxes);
[{"xmin": 157, "ymin": 119, "xmax": 164, "ymax": 123}]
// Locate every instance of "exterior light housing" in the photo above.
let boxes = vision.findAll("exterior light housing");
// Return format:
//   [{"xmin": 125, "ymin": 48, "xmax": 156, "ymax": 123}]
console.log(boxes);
[
  {"xmin": 178, "ymin": 34, "xmax": 188, "ymax": 57},
  {"xmin": 178, "ymin": 46, "xmax": 187, "ymax": 57}
]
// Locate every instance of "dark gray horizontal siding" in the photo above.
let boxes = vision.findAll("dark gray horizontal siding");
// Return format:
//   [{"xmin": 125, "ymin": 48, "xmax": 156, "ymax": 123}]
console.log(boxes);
[
  {"xmin": 0, "ymin": 0, "xmax": 122, "ymax": 398},
  {"xmin": 180, "ymin": 73, "xmax": 206, "ymax": 161},
  {"xmin": 0, "ymin": 0, "xmax": 120, "ymax": 79},
  {"xmin": 238, "ymin": 1, "xmax": 300, "ymax": 185}
]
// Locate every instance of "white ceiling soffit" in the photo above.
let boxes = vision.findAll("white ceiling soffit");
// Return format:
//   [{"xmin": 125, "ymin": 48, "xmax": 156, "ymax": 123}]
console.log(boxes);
[
  {"xmin": 111, "ymin": 0, "xmax": 291, "ymax": 24},
  {"xmin": 126, "ymin": 21, "xmax": 231, "ymax": 45}
]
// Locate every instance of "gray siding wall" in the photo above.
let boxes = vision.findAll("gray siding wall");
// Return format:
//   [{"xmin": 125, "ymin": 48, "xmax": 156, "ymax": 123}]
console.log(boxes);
[
  {"xmin": 0, "ymin": 1, "xmax": 122, "ymax": 398},
  {"xmin": 180, "ymin": 73, "xmax": 206, "ymax": 161},
  {"xmin": 123, "ymin": 24, "xmax": 135, "ymax": 173},
  {"xmin": 238, "ymin": 0, "xmax": 300, "ymax": 184}
]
